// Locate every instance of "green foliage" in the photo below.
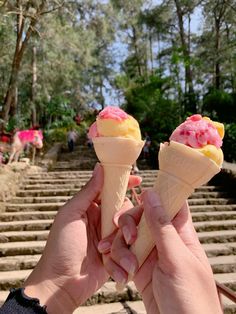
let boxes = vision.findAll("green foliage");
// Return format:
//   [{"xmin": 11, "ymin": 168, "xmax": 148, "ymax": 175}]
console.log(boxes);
[
  {"xmin": 223, "ymin": 123, "xmax": 236, "ymax": 162},
  {"xmin": 202, "ymin": 89, "xmax": 236, "ymax": 123},
  {"xmin": 123, "ymin": 73, "xmax": 180, "ymax": 142},
  {"xmin": 44, "ymin": 128, "xmax": 68, "ymax": 143}
]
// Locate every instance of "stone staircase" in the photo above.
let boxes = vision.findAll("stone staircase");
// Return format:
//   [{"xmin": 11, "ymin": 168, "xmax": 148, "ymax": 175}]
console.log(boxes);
[{"xmin": 0, "ymin": 143, "xmax": 236, "ymax": 313}]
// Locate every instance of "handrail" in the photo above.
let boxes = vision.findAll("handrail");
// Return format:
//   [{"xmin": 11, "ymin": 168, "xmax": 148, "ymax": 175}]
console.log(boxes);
[
  {"xmin": 130, "ymin": 188, "xmax": 236, "ymax": 304},
  {"xmin": 216, "ymin": 281, "xmax": 236, "ymax": 303}
]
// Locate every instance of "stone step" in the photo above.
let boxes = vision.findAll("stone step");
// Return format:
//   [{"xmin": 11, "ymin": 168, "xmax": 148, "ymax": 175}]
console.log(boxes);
[
  {"xmin": 0, "ymin": 231, "xmax": 49, "ymax": 243},
  {"xmin": 192, "ymin": 211, "xmax": 236, "ymax": 222},
  {"xmin": 198, "ymin": 230, "xmax": 236, "ymax": 244},
  {"xmin": 2, "ymin": 210, "xmax": 236, "ymax": 223},
  {"xmin": 1, "ymin": 218, "xmax": 236, "ymax": 233},
  {"xmin": 16, "ymin": 189, "xmax": 82, "ymax": 197},
  {"xmin": 0, "ymin": 211, "xmax": 57, "ymax": 221},
  {"xmin": 9, "ymin": 195, "xmax": 235, "ymax": 206},
  {"xmin": 202, "ymin": 243, "xmax": 235, "ymax": 257},
  {"xmin": 0, "ymin": 269, "xmax": 31, "ymax": 290},
  {"xmin": 190, "ymin": 205, "xmax": 236, "ymax": 212},
  {"xmin": 22, "ymin": 183, "xmax": 86, "ymax": 190},
  {"xmin": 189, "ymin": 192, "xmax": 230, "ymax": 199},
  {"xmin": 15, "ymin": 188, "xmax": 230, "ymax": 199},
  {"xmin": 6, "ymin": 203, "xmax": 64, "ymax": 212},
  {"xmin": 0, "ymin": 274, "xmax": 235, "ymax": 313},
  {"xmin": 74, "ymin": 301, "xmax": 146, "ymax": 314},
  {"xmin": 0, "ymin": 241, "xmax": 45, "ymax": 256},
  {"xmin": 5, "ymin": 203, "xmax": 236, "ymax": 214},
  {"xmin": 10, "ymin": 196, "xmax": 71, "ymax": 204},
  {"xmin": 0, "ymin": 220, "xmax": 53, "ymax": 232},
  {"xmin": 188, "ymin": 198, "xmax": 236, "ymax": 206},
  {"xmin": 194, "ymin": 220, "xmax": 236, "ymax": 232},
  {"xmin": 209, "ymin": 255, "xmax": 236, "ymax": 273},
  {"xmin": 0, "ymin": 245, "xmax": 235, "ymax": 273},
  {"xmin": 0, "ymin": 254, "xmax": 40, "ymax": 271},
  {"xmin": 215, "ymin": 272, "xmax": 236, "ymax": 291}
]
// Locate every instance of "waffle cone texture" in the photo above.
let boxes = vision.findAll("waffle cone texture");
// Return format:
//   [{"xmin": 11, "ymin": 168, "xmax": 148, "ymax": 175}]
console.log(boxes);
[
  {"xmin": 131, "ymin": 141, "xmax": 221, "ymax": 267},
  {"xmin": 93, "ymin": 137, "xmax": 144, "ymax": 238}
]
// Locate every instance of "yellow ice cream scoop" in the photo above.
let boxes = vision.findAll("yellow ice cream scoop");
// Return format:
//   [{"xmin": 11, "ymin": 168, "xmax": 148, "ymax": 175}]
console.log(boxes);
[
  {"xmin": 196, "ymin": 144, "xmax": 223, "ymax": 166},
  {"xmin": 97, "ymin": 115, "xmax": 141, "ymax": 140}
]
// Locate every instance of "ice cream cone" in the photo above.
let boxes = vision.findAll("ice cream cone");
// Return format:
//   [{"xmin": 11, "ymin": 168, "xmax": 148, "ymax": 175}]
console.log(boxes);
[
  {"xmin": 131, "ymin": 141, "xmax": 221, "ymax": 267},
  {"xmin": 93, "ymin": 137, "xmax": 144, "ymax": 238}
]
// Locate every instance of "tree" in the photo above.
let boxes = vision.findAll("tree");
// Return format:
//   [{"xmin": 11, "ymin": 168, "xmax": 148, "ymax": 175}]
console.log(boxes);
[{"xmin": 0, "ymin": 0, "xmax": 65, "ymax": 124}]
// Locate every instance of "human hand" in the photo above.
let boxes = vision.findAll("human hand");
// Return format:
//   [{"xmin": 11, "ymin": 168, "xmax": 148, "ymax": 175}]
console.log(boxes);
[
  {"xmin": 24, "ymin": 164, "xmax": 141, "ymax": 313},
  {"xmin": 99, "ymin": 189, "xmax": 223, "ymax": 314}
]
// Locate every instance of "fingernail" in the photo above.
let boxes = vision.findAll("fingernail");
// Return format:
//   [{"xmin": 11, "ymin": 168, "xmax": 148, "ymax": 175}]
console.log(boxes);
[
  {"xmin": 120, "ymin": 257, "xmax": 136, "ymax": 276},
  {"xmin": 97, "ymin": 241, "xmax": 111, "ymax": 253},
  {"xmin": 123, "ymin": 226, "xmax": 131, "ymax": 245},
  {"xmin": 92, "ymin": 163, "xmax": 100, "ymax": 176},
  {"xmin": 113, "ymin": 271, "xmax": 126, "ymax": 285}
]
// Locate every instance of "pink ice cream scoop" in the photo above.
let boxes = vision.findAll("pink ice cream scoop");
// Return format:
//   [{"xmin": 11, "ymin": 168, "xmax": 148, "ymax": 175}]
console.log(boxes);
[
  {"xmin": 88, "ymin": 106, "xmax": 141, "ymax": 140},
  {"xmin": 170, "ymin": 114, "xmax": 222, "ymax": 149}
]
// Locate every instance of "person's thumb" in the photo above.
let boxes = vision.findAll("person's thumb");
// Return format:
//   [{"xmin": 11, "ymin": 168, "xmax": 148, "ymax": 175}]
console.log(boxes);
[
  {"xmin": 66, "ymin": 163, "xmax": 103, "ymax": 216},
  {"xmin": 142, "ymin": 189, "xmax": 185, "ymax": 258}
]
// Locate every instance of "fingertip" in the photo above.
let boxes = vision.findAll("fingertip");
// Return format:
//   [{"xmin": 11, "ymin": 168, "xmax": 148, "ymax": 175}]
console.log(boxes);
[{"xmin": 128, "ymin": 175, "xmax": 142, "ymax": 188}]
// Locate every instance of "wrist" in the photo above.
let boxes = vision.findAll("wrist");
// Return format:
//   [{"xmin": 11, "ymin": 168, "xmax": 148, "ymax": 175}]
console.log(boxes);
[{"xmin": 24, "ymin": 264, "xmax": 77, "ymax": 313}]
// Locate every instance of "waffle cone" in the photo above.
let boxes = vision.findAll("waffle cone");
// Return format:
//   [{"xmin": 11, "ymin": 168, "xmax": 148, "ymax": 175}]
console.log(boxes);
[
  {"xmin": 93, "ymin": 137, "xmax": 144, "ymax": 238},
  {"xmin": 131, "ymin": 141, "xmax": 221, "ymax": 267}
]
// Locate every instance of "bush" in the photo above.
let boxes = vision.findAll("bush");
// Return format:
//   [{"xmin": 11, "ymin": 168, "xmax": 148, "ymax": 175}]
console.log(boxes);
[
  {"xmin": 223, "ymin": 123, "xmax": 236, "ymax": 162},
  {"xmin": 203, "ymin": 89, "xmax": 236, "ymax": 123}
]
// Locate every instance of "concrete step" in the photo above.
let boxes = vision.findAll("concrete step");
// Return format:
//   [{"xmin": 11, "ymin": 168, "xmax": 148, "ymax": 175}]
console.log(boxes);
[
  {"xmin": 198, "ymin": 230, "xmax": 236, "ymax": 244},
  {"xmin": 188, "ymin": 198, "xmax": 236, "ymax": 206},
  {"xmin": 202, "ymin": 243, "xmax": 235, "ymax": 257},
  {"xmin": 189, "ymin": 191, "xmax": 230, "ymax": 199},
  {"xmin": 10, "ymin": 196, "xmax": 71, "ymax": 204},
  {"xmin": 74, "ymin": 301, "xmax": 146, "ymax": 314},
  {"xmin": 209, "ymin": 255, "xmax": 236, "ymax": 273},
  {"xmin": 0, "ymin": 218, "xmax": 236, "ymax": 234},
  {"xmin": 0, "ymin": 241, "xmax": 45, "ymax": 256},
  {"xmin": 190, "ymin": 205, "xmax": 236, "ymax": 212},
  {"xmin": 0, "ymin": 269, "xmax": 31, "ymax": 290},
  {"xmin": 0, "ymin": 231, "xmax": 49, "ymax": 243},
  {"xmin": 2, "ymin": 210, "xmax": 236, "ymax": 223},
  {"xmin": 194, "ymin": 220, "xmax": 236, "ymax": 232},
  {"xmin": 0, "ymin": 275, "xmax": 235, "ymax": 313},
  {"xmin": 16, "ymin": 189, "xmax": 82, "ymax": 197},
  {"xmin": 0, "ymin": 211, "xmax": 57, "ymax": 221},
  {"xmin": 15, "ymin": 188, "xmax": 229, "ymax": 199},
  {"xmin": 0, "ymin": 220, "xmax": 53, "ymax": 232},
  {"xmin": 0, "ymin": 254, "xmax": 40, "ymax": 271},
  {"xmin": 6, "ymin": 203, "xmax": 64, "ymax": 212},
  {"xmin": 22, "ymin": 183, "xmax": 86, "ymax": 190},
  {"xmin": 192, "ymin": 211, "xmax": 236, "ymax": 222},
  {"xmin": 215, "ymin": 272, "xmax": 236, "ymax": 291}
]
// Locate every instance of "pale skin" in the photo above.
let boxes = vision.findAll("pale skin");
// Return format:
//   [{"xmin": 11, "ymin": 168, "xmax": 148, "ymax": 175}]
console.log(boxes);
[
  {"xmin": 98, "ymin": 189, "xmax": 223, "ymax": 314},
  {"xmin": 24, "ymin": 163, "xmax": 141, "ymax": 313}
]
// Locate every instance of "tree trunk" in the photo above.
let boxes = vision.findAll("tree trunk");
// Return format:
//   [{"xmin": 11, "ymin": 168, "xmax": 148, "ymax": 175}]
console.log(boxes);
[
  {"xmin": 1, "ymin": 0, "xmax": 46, "ymax": 124},
  {"xmin": 31, "ymin": 45, "xmax": 37, "ymax": 126},
  {"xmin": 214, "ymin": 17, "xmax": 221, "ymax": 90},
  {"xmin": 149, "ymin": 31, "xmax": 154, "ymax": 73},
  {"xmin": 131, "ymin": 25, "xmax": 142, "ymax": 77},
  {"xmin": 174, "ymin": 0, "xmax": 194, "ymax": 98}
]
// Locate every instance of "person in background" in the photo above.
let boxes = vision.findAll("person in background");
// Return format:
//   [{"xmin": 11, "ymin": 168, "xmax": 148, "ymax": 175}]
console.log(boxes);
[
  {"xmin": 67, "ymin": 128, "xmax": 78, "ymax": 152},
  {"xmin": 143, "ymin": 132, "xmax": 151, "ymax": 160}
]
